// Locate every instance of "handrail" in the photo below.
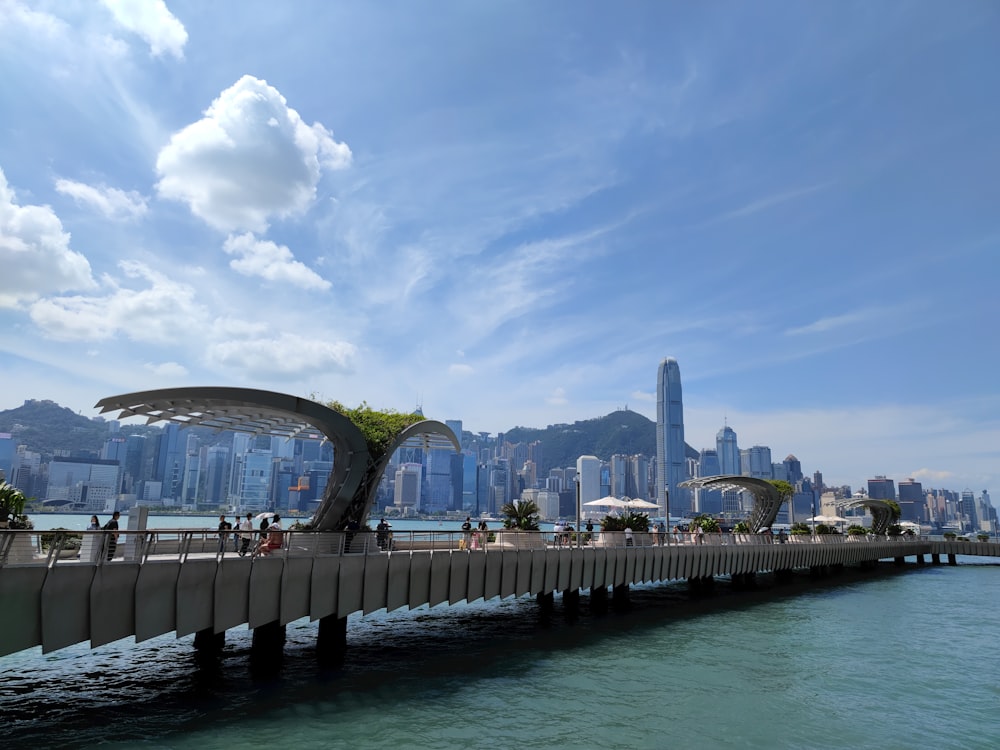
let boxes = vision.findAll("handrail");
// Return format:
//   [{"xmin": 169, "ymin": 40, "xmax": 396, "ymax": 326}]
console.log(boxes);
[{"xmin": 0, "ymin": 527, "xmax": 941, "ymax": 568}]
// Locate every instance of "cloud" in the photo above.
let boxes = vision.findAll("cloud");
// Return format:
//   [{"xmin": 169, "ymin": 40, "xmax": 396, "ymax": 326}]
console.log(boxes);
[
  {"xmin": 630, "ymin": 390, "xmax": 655, "ymax": 403},
  {"xmin": 719, "ymin": 184, "xmax": 828, "ymax": 222},
  {"xmin": 222, "ymin": 232, "xmax": 330, "ymax": 290},
  {"xmin": 100, "ymin": 0, "xmax": 188, "ymax": 59},
  {"xmin": 546, "ymin": 387, "xmax": 568, "ymax": 406},
  {"xmin": 144, "ymin": 361, "xmax": 188, "ymax": 378},
  {"xmin": 910, "ymin": 468, "xmax": 955, "ymax": 483},
  {"xmin": 155, "ymin": 75, "xmax": 351, "ymax": 232},
  {"xmin": 55, "ymin": 178, "xmax": 148, "ymax": 220},
  {"xmin": 784, "ymin": 310, "xmax": 874, "ymax": 336},
  {"xmin": 449, "ymin": 363, "xmax": 474, "ymax": 376},
  {"xmin": 28, "ymin": 260, "xmax": 207, "ymax": 342},
  {"xmin": 205, "ymin": 333, "xmax": 357, "ymax": 378},
  {"xmin": 0, "ymin": 168, "xmax": 96, "ymax": 307}
]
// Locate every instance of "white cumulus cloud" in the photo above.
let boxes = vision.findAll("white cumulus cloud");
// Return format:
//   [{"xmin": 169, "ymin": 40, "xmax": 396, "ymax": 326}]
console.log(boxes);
[
  {"xmin": 206, "ymin": 333, "xmax": 357, "ymax": 378},
  {"xmin": 144, "ymin": 361, "xmax": 188, "ymax": 378},
  {"xmin": 156, "ymin": 75, "xmax": 351, "ymax": 233},
  {"xmin": 0, "ymin": 167, "xmax": 96, "ymax": 308},
  {"xmin": 28, "ymin": 260, "xmax": 207, "ymax": 342},
  {"xmin": 101, "ymin": 0, "xmax": 187, "ymax": 59},
  {"xmin": 223, "ymin": 232, "xmax": 330, "ymax": 290},
  {"xmin": 55, "ymin": 178, "xmax": 148, "ymax": 220},
  {"xmin": 449, "ymin": 363, "xmax": 474, "ymax": 376}
]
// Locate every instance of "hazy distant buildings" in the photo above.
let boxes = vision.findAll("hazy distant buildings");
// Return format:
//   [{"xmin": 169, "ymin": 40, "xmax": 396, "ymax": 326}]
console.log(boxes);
[{"xmin": 656, "ymin": 357, "xmax": 689, "ymax": 516}]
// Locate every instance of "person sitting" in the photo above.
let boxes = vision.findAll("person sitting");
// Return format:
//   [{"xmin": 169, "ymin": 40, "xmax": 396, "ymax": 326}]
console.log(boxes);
[{"xmin": 258, "ymin": 514, "xmax": 284, "ymax": 555}]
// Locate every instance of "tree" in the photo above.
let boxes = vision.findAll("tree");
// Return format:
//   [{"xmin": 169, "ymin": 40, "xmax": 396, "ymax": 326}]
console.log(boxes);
[
  {"xmin": 501, "ymin": 499, "xmax": 541, "ymax": 530},
  {"xmin": 691, "ymin": 514, "xmax": 720, "ymax": 533},
  {"xmin": 767, "ymin": 479, "xmax": 794, "ymax": 503}
]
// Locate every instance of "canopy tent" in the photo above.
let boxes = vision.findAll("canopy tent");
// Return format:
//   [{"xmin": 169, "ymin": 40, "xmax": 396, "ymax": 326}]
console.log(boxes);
[
  {"xmin": 806, "ymin": 515, "xmax": 849, "ymax": 524},
  {"xmin": 583, "ymin": 496, "xmax": 628, "ymax": 508}
]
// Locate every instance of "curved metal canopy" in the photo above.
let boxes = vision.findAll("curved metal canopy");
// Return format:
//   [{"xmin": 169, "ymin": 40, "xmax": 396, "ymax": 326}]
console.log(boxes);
[
  {"xmin": 843, "ymin": 498, "xmax": 896, "ymax": 535},
  {"xmin": 680, "ymin": 475, "xmax": 785, "ymax": 533},
  {"xmin": 95, "ymin": 387, "xmax": 460, "ymax": 530}
]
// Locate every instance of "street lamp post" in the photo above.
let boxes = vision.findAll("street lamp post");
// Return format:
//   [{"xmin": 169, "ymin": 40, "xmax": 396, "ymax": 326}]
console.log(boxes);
[
  {"xmin": 575, "ymin": 475, "xmax": 581, "ymax": 549},
  {"xmin": 664, "ymin": 488, "xmax": 670, "ymax": 528}
]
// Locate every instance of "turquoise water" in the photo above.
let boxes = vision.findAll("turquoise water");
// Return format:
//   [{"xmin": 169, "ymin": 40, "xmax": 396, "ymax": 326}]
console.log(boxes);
[{"xmin": 3, "ymin": 527, "xmax": 1000, "ymax": 748}]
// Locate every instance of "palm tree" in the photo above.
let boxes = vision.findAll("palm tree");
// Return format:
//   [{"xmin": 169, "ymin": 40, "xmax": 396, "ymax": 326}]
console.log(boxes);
[{"xmin": 501, "ymin": 499, "xmax": 540, "ymax": 530}]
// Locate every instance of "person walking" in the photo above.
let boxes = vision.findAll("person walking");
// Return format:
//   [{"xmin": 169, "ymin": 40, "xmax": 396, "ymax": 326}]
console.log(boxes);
[
  {"xmin": 232, "ymin": 516, "xmax": 242, "ymax": 553},
  {"xmin": 239, "ymin": 512, "xmax": 253, "ymax": 556},
  {"xmin": 103, "ymin": 511, "xmax": 120, "ymax": 561},
  {"xmin": 460, "ymin": 516, "xmax": 472, "ymax": 550}
]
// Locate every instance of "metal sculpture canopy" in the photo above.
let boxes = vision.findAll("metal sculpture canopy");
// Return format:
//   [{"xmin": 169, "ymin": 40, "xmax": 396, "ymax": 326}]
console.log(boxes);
[
  {"xmin": 95, "ymin": 387, "xmax": 461, "ymax": 531},
  {"xmin": 843, "ymin": 498, "xmax": 896, "ymax": 535},
  {"xmin": 679, "ymin": 475, "xmax": 786, "ymax": 533}
]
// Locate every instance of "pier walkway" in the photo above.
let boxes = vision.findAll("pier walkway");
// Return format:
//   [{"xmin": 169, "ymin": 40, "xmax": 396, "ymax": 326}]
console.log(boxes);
[{"xmin": 3, "ymin": 529, "xmax": 988, "ymax": 659}]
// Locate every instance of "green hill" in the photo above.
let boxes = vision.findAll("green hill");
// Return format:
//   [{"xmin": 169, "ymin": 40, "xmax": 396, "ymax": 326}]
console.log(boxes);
[{"xmin": 503, "ymin": 408, "xmax": 697, "ymax": 476}]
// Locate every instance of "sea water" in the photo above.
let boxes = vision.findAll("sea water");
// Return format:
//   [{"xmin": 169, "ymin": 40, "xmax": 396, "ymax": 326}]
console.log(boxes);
[{"xmin": 3, "ymin": 517, "xmax": 999, "ymax": 749}]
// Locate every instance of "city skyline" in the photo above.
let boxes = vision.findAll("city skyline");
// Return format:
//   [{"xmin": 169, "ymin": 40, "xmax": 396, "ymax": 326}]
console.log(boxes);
[{"xmin": 1, "ymin": 3, "xmax": 998, "ymax": 494}]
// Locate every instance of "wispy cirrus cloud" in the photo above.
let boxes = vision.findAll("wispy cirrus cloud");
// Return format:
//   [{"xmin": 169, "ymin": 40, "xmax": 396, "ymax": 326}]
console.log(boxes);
[{"xmin": 55, "ymin": 178, "xmax": 148, "ymax": 220}]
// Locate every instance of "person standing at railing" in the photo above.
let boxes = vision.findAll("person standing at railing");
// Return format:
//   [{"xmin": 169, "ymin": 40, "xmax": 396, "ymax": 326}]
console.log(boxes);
[
  {"xmin": 239, "ymin": 512, "xmax": 253, "ymax": 556},
  {"xmin": 217, "ymin": 515, "xmax": 232, "ymax": 554},
  {"xmin": 232, "ymin": 516, "xmax": 241, "ymax": 553},
  {"xmin": 777, "ymin": 528, "xmax": 787, "ymax": 544},
  {"xmin": 460, "ymin": 517, "xmax": 472, "ymax": 550},
  {"xmin": 376, "ymin": 518, "xmax": 391, "ymax": 550},
  {"xmin": 103, "ymin": 511, "xmax": 120, "ymax": 561},
  {"xmin": 88, "ymin": 515, "xmax": 100, "ymax": 531}
]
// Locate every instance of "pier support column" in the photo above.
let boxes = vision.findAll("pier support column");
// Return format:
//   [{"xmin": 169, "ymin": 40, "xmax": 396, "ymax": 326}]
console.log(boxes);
[
  {"xmin": 536, "ymin": 591, "xmax": 555, "ymax": 614},
  {"xmin": 316, "ymin": 615, "xmax": 347, "ymax": 667},
  {"xmin": 612, "ymin": 584, "xmax": 631, "ymax": 611},
  {"xmin": 193, "ymin": 628, "xmax": 225, "ymax": 653},
  {"xmin": 894, "ymin": 556, "xmax": 905, "ymax": 566},
  {"xmin": 916, "ymin": 554, "xmax": 925, "ymax": 566},
  {"xmin": 563, "ymin": 589, "xmax": 580, "ymax": 620},
  {"xmin": 932, "ymin": 553, "xmax": 941, "ymax": 565},
  {"xmin": 251, "ymin": 621, "xmax": 286, "ymax": 660},
  {"xmin": 947, "ymin": 554, "xmax": 957, "ymax": 566},
  {"xmin": 589, "ymin": 586, "xmax": 608, "ymax": 615},
  {"xmin": 774, "ymin": 568, "xmax": 794, "ymax": 583}
]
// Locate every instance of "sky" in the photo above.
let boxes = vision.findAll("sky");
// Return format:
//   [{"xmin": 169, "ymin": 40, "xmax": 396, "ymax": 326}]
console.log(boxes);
[{"xmin": 0, "ymin": 1, "xmax": 998, "ymax": 494}]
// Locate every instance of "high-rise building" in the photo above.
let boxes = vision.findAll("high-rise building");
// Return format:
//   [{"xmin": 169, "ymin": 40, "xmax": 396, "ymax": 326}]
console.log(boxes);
[
  {"xmin": 577, "ymin": 455, "xmax": 601, "ymax": 515},
  {"xmin": 740, "ymin": 445, "xmax": 773, "ymax": 479},
  {"xmin": 898, "ymin": 478, "xmax": 925, "ymax": 523},
  {"xmin": 716, "ymin": 425, "xmax": 740, "ymax": 475},
  {"xmin": 656, "ymin": 357, "xmax": 688, "ymax": 516},
  {"xmin": 867, "ymin": 476, "xmax": 896, "ymax": 501}
]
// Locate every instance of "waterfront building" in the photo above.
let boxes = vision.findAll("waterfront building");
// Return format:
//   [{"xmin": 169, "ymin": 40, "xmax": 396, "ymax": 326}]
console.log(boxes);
[
  {"xmin": 740, "ymin": 445, "xmax": 773, "ymax": 479},
  {"xmin": 695, "ymin": 449, "xmax": 723, "ymax": 515},
  {"xmin": 577, "ymin": 455, "xmax": 601, "ymax": 515},
  {"xmin": 393, "ymin": 463, "xmax": 422, "ymax": 513},
  {"xmin": 656, "ymin": 357, "xmax": 689, "ymax": 517},
  {"xmin": 46, "ymin": 456, "xmax": 121, "ymax": 511},
  {"xmin": 867, "ymin": 475, "xmax": 896, "ymax": 501},
  {"xmin": 898, "ymin": 478, "xmax": 925, "ymax": 523}
]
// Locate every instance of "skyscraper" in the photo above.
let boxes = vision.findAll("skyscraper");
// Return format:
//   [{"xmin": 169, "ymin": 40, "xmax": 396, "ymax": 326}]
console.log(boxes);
[
  {"xmin": 656, "ymin": 357, "xmax": 688, "ymax": 517},
  {"xmin": 716, "ymin": 425, "xmax": 740, "ymax": 475}
]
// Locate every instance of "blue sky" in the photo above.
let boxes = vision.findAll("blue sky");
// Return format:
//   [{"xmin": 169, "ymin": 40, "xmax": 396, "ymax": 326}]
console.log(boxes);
[{"xmin": 1, "ymin": 1, "xmax": 997, "ymax": 494}]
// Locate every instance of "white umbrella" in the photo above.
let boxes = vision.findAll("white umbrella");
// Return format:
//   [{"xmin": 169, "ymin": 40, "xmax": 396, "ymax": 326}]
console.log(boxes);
[
  {"xmin": 807, "ymin": 515, "xmax": 848, "ymax": 524},
  {"xmin": 583, "ymin": 496, "xmax": 628, "ymax": 508},
  {"xmin": 254, "ymin": 512, "xmax": 276, "ymax": 522},
  {"xmin": 622, "ymin": 498, "xmax": 659, "ymax": 509}
]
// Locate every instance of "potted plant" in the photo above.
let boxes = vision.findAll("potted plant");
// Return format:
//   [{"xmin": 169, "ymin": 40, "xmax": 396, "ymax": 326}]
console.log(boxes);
[
  {"xmin": 943, "ymin": 531, "xmax": 957, "ymax": 540},
  {"xmin": 499, "ymin": 499, "xmax": 542, "ymax": 548},
  {"xmin": 0, "ymin": 482, "xmax": 27, "ymax": 529},
  {"xmin": 847, "ymin": 525, "xmax": 868, "ymax": 536},
  {"xmin": 790, "ymin": 522, "xmax": 812, "ymax": 536},
  {"xmin": 977, "ymin": 533, "xmax": 990, "ymax": 542}
]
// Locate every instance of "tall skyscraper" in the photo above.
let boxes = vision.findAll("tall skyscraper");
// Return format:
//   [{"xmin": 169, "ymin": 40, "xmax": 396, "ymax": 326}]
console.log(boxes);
[
  {"xmin": 656, "ymin": 357, "xmax": 688, "ymax": 517},
  {"xmin": 716, "ymin": 425, "xmax": 740, "ymax": 475}
]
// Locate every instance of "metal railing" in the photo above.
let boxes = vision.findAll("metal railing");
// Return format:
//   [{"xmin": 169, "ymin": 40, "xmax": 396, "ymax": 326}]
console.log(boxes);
[{"xmin": 0, "ymin": 527, "xmax": 933, "ymax": 567}]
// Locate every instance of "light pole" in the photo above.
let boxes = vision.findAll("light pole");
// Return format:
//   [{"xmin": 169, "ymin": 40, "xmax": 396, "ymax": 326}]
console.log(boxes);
[
  {"xmin": 664, "ymin": 487, "xmax": 670, "ymax": 528},
  {"xmin": 575, "ymin": 475, "xmax": 581, "ymax": 549}
]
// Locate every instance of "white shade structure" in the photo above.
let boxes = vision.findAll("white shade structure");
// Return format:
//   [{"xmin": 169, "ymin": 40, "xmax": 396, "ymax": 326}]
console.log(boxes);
[
  {"xmin": 622, "ymin": 497, "xmax": 659, "ymax": 509},
  {"xmin": 583, "ymin": 496, "xmax": 628, "ymax": 508}
]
